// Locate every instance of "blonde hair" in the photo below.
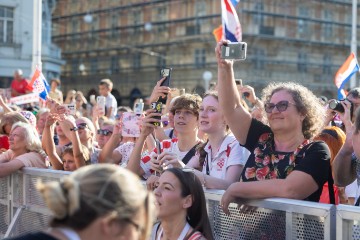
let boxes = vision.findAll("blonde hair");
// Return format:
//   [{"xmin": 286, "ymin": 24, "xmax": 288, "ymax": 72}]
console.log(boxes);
[
  {"xmin": 11, "ymin": 122, "xmax": 46, "ymax": 158},
  {"xmin": 0, "ymin": 112, "xmax": 29, "ymax": 134},
  {"xmin": 261, "ymin": 82, "xmax": 325, "ymax": 139},
  {"xmin": 37, "ymin": 164, "xmax": 155, "ymax": 239}
]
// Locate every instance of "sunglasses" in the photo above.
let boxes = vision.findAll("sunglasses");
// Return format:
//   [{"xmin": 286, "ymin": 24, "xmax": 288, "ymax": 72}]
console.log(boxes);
[
  {"xmin": 264, "ymin": 100, "xmax": 296, "ymax": 113},
  {"xmin": 97, "ymin": 129, "xmax": 113, "ymax": 136},
  {"xmin": 77, "ymin": 122, "xmax": 89, "ymax": 130}
]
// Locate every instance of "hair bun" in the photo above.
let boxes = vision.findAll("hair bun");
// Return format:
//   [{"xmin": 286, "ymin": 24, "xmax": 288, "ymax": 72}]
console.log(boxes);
[{"xmin": 36, "ymin": 177, "xmax": 80, "ymax": 219}]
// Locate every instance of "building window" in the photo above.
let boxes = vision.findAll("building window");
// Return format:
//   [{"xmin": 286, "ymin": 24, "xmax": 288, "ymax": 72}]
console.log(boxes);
[
  {"xmin": 133, "ymin": 10, "xmax": 142, "ymax": 34},
  {"xmin": 253, "ymin": 48, "xmax": 266, "ymax": 70},
  {"xmin": 111, "ymin": 14, "xmax": 119, "ymax": 38},
  {"xmin": 0, "ymin": 6, "xmax": 14, "ymax": 43},
  {"xmin": 157, "ymin": 7, "xmax": 167, "ymax": 32},
  {"xmin": 71, "ymin": 59, "xmax": 79, "ymax": 75},
  {"xmin": 111, "ymin": 56, "xmax": 120, "ymax": 73},
  {"xmin": 253, "ymin": 3, "xmax": 264, "ymax": 25},
  {"xmin": 90, "ymin": 58, "xmax": 98, "ymax": 74},
  {"xmin": 297, "ymin": 7, "xmax": 309, "ymax": 37},
  {"xmin": 323, "ymin": 23, "xmax": 332, "ymax": 39},
  {"xmin": 195, "ymin": 49, "xmax": 206, "ymax": 68},
  {"xmin": 72, "ymin": 18, "xmax": 78, "ymax": 33},
  {"xmin": 297, "ymin": 52, "xmax": 307, "ymax": 72},
  {"xmin": 133, "ymin": 53, "xmax": 141, "ymax": 69},
  {"xmin": 323, "ymin": 53, "xmax": 332, "ymax": 75}
]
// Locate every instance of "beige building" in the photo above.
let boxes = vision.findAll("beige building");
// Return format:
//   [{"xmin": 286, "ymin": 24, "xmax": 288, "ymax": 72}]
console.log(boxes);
[{"xmin": 52, "ymin": 0, "xmax": 359, "ymax": 105}]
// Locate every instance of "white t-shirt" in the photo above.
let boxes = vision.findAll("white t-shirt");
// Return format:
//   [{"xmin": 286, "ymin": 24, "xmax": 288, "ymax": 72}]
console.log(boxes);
[
  {"xmin": 345, "ymin": 179, "xmax": 360, "ymax": 205},
  {"xmin": 200, "ymin": 134, "xmax": 250, "ymax": 180},
  {"xmin": 105, "ymin": 93, "xmax": 117, "ymax": 120},
  {"xmin": 114, "ymin": 142, "xmax": 135, "ymax": 166}
]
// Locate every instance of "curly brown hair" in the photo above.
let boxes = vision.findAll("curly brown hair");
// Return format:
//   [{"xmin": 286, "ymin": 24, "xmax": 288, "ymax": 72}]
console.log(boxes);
[
  {"xmin": 261, "ymin": 82, "xmax": 325, "ymax": 139},
  {"xmin": 170, "ymin": 93, "xmax": 202, "ymax": 118}
]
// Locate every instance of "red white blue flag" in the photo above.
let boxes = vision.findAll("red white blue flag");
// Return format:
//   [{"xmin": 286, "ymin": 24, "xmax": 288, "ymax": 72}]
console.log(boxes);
[
  {"xmin": 220, "ymin": 0, "xmax": 242, "ymax": 42},
  {"xmin": 26, "ymin": 67, "xmax": 50, "ymax": 100},
  {"xmin": 334, "ymin": 53, "xmax": 360, "ymax": 99}
]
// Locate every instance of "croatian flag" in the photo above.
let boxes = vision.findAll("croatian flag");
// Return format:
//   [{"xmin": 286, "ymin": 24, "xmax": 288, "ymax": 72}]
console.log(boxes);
[
  {"xmin": 26, "ymin": 67, "xmax": 50, "ymax": 100},
  {"xmin": 214, "ymin": 0, "xmax": 242, "ymax": 42},
  {"xmin": 334, "ymin": 53, "xmax": 360, "ymax": 99}
]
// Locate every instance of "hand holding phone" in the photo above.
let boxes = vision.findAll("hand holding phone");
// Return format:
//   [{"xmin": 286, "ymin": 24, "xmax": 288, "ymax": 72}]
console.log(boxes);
[
  {"xmin": 221, "ymin": 42, "xmax": 247, "ymax": 60},
  {"xmin": 151, "ymin": 102, "xmax": 162, "ymax": 126},
  {"xmin": 159, "ymin": 68, "xmax": 172, "ymax": 104},
  {"xmin": 97, "ymin": 96, "xmax": 106, "ymax": 115}
]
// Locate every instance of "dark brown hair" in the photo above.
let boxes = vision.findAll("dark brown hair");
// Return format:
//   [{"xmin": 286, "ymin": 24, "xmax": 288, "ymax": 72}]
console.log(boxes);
[
  {"xmin": 170, "ymin": 93, "xmax": 202, "ymax": 118},
  {"xmin": 164, "ymin": 168, "xmax": 214, "ymax": 240}
]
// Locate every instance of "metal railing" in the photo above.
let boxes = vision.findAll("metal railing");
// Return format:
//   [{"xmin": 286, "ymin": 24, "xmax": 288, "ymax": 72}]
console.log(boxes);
[{"xmin": 0, "ymin": 168, "xmax": 358, "ymax": 239}]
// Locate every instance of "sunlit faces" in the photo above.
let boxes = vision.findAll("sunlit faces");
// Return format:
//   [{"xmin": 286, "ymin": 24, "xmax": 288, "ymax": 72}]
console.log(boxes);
[
  {"xmin": 266, "ymin": 90, "xmax": 304, "ymax": 133},
  {"xmin": 37, "ymin": 112, "xmax": 50, "ymax": 133},
  {"xmin": 96, "ymin": 125, "xmax": 114, "ymax": 148},
  {"xmin": 173, "ymin": 109, "xmax": 198, "ymax": 134},
  {"xmin": 199, "ymin": 95, "xmax": 226, "ymax": 134},
  {"xmin": 75, "ymin": 119, "xmax": 94, "ymax": 144},
  {"xmin": 347, "ymin": 95, "xmax": 360, "ymax": 122},
  {"xmin": 153, "ymin": 171, "xmax": 192, "ymax": 220},
  {"xmin": 9, "ymin": 127, "xmax": 27, "ymax": 152},
  {"xmin": 99, "ymin": 85, "xmax": 110, "ymax": 96},
  {"xmin": 62, "ymin": 153, "xmax": 77, "ymax": 171}
]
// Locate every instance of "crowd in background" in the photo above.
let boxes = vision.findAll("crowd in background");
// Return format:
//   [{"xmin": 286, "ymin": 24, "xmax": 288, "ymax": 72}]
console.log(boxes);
[{"xmin": 3, "ymin": 41, "xmax": 360, "ymax": 239}]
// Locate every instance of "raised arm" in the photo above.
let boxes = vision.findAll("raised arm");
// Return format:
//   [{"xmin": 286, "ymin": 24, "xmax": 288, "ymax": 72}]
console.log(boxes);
[
  {"xmin": 215, "ymin": 41, "xmax": 252, "ymax": 145},
  {"xmin": 42, "ymin": 114, "xmax": 64, "ymax": 170},
  {"xmin": 99, "ymin": 121, "xmax": 122, "ymax": 163},
  {"xmin": 127, "ymin": 109, "xmax": 160, "ymax": 176}
]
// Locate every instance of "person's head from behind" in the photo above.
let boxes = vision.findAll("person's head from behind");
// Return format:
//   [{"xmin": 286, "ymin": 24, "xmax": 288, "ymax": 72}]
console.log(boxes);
[
  {"xmin": 170, "ymin": 94, "xmax": 202, "ymax": 134},
  {"xmin": 37, "ymin": 164, "xmax": 155, "ymax": 240},
  {"xmin": 10, "ymin": 122, "xmax": 44, "ymax": 156},
  {"xmin": 154, "ymin": 168, "xmax": 213, "ymax": 239},
  {"xmin": 50, "ymin": 78, "xmax": 61, "ymax": 90},
  {"xmin": 346, "ymin": 87, "xmax": 360, "ymax": 122},
  {"xmin": 97, "ymin": 120, "xmax": 114, "ymax": 148},
  {"xmin": 14, "ymin": 69, "xmax": 23, "ymax": 80},
  {"xmin": 61, "ymin": 145, "xmax": 90, "ymax": 171},
  {"xmin": 352, "ymin": 108, "xmax": 360, "ymax": 159},
  {"xmin": 262, "ymin": 82, "xmax": 325, "ymax": 139},
  {"xmin": 199, "ymin": 91, "xmax": 228, "ymax": 135},
  {"xmin": 314, "ymin": 126, "xmax": 345, "ymax": 164},
  {"xmin": 0, "ymin": 112, "xmax": 29, "ymax": 136},
  {"xmin": 99, "ymin": 79, "xmax": 113, "ymax": 96},
  {"xmin": 116, "ymin": 106, "xmax": 132, "ymax": 120}
]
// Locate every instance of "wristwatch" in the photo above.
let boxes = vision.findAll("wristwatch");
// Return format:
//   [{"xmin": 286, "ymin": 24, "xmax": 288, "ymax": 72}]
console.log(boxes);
[{"xmin": 70, "ymin": 126, "xmax": 79, "ymax": 131}]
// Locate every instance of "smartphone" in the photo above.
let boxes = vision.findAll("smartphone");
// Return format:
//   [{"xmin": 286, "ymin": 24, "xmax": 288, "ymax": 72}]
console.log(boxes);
[
  {"xmin": 97, "ymin": 96, "xmax": 106, "ymax": 114},
  {"xmin": 159, "ymin": 68, "xmax": 172, "ymax": 104},
  {"xmin": 134, "ymin": 99, "xmax": 144, "ymax": 116},
  {"xmin": 221, "ymin": 42, "xmax": 247, "ymax": 60},
  {"xmin": 160, "ymin": 68, "xmax": 172, "ymax": 87},
  {"xmin": 151, "ymin": 102, "xmax": 162, "ymax": 126},
  {"xmin": 64, "ymin": 103, "xmax": 76, "ymax": 115}
]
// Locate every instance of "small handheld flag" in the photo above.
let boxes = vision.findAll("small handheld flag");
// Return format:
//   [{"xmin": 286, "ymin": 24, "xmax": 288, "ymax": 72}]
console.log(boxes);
[{"xmin": 334, "ymin": 53, "xmax": 360, "ymax": 99}]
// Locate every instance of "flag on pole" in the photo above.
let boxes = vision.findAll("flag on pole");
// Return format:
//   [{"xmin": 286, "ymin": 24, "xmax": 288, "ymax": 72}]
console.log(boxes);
[
  {"xmin": 213, "ymin": 0, "xmax": 242, "ymax": 42},
  {"xmin": 334, "ymin": 53, "xmax": 360, "ymax": 99},
  {"xmin": 26, "ymin": 67, "xmax": 50, "ymax": 100}
]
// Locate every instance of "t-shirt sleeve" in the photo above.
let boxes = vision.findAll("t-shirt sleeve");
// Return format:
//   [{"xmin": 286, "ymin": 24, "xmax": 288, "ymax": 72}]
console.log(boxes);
[
  {"xmin": 293, "ymin": 141, "xmax": 331, "ymax": 188},
  {"xmin": 226, "ymin": 141, "xmax": 250, "ymax": 168},
  {"xmin": 140, "ymin": 148, "xmax": 156, "ymax": 179},
  {"xmin": 15, "ymin": 152, "xmax": 45, "ymax": 168},
  {"xmin": 244, "ymin": 119, "xmax": 271, "ymax": 152}
]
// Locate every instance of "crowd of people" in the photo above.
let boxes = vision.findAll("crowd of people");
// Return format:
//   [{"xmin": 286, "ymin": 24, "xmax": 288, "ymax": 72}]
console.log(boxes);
[{"xmin": 2, "ymin": 41, "xmax": 360, "ymax": 239}]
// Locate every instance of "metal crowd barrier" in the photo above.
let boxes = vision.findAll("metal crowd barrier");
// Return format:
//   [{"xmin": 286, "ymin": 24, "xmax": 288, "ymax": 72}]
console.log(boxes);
[{"xmin": 0, "ymin": 168, "xmax": 358, "ymax": 239}]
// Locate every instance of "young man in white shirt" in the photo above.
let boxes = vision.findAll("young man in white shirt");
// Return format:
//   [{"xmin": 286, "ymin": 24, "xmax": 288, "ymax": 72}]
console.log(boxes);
[{"xmin": 98, "ymin": 79, "xmax": 117, "ymax": 120}]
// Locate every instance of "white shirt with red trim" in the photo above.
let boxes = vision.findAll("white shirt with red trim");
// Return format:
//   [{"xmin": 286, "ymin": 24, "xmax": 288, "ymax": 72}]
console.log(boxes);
[
  {"xmin": 140, "ymin": 138, "xmax": 196, "ymax": 179},
  {"xmin": 201, "ymin": 134, "xmax": 250, "ymax": 180}
]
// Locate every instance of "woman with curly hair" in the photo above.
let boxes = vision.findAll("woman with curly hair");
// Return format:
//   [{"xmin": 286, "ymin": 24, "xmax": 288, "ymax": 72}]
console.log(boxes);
[{"xmin": 215, "ymin": 40, "xmax": 331, "ymax": 213}]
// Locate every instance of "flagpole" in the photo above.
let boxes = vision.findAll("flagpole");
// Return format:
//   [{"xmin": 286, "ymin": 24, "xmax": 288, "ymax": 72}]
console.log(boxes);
[
  {"xmin": 32, "ymin": 0, "xmax": 42, "ymax": 73},
  {"xmin": 350, "ymin": 0, "xmax": 357, "ymax": 88}
]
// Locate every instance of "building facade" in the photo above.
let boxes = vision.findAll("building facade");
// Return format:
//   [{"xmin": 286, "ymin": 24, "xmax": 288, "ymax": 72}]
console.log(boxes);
[
  {"xmin": 0, "ymin": 0, "xmax": 64, "ymax": 88},
  {"xmin": 52, "ymin": 0, "xmax": 359, "ymax": 104}
]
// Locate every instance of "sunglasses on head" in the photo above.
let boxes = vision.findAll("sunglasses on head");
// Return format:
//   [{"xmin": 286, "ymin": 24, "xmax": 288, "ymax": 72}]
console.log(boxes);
[
  {"xmin": 97, "ymin": 129, "xmax": 113, "ymax": 136},
  {"xmin": 264, "ymin": 100, "xmax": 296, "ymax": 113},
  {"xmin": 77, "ymin": 122, "xmax": 89, "ymax": 130}
]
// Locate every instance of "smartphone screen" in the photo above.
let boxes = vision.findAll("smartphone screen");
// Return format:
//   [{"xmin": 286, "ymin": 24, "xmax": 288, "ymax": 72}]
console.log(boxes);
[{"xmin": 160, "ymin": 68, "xmax": 172, "ymax": 87}]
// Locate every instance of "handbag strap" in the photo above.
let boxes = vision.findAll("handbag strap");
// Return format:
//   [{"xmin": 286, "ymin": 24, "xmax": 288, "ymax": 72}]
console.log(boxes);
[{"xmin": 182, "ymin": 142, "xmax": 201, "ymax": 165}]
